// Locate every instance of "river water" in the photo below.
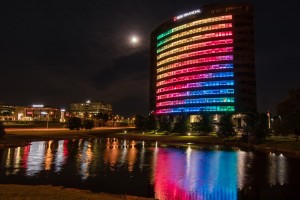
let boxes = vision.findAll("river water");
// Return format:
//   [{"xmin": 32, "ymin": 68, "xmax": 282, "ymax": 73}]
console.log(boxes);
[{"xmin": 0, "ymin": 138, "xmax": 300, "ymax": 199}]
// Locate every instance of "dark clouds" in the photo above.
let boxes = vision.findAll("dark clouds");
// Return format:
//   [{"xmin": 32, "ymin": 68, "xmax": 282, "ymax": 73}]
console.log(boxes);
[{"xmin": 1, "ymin": 0, "xmax": 300, "ymax": 115}]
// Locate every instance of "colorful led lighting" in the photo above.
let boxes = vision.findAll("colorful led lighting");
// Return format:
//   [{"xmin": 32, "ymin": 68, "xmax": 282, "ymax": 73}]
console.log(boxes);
[
  {"xmin": 157, "ymin": 31, "xmax": 232, "ymax": 54},
  {"xmin": 157, "ymin": 80, "xmax": 234, "ymax": 94},
  {"xmin": 157, "ymin": 64, "xmax": 233, "ymax": 80},
  {"xmin": 157, "ymin": 97, "xmax": 235, "ymax": 107},
  {"xmin": 157, "ymin": 23, "xmax": 232, "ymax": 47},
  {"xmin": 157, "ymin": 89, "xmax": 235, "ymax": 100},
  {"xmin": 157, "ymin": 55, "xmax": 233, "ymax": 73},
  {"xmin": 157, "ymin": 47, "xmax": 233, "ymax": 66},
  {"xmin": 157, "ymin": 72, "xmax": 234, "ymax": 87},
  {"xmin": 157, "ymin": 15, "xmax": 232, "ymax": 40},
  {"xmin": 156, "ymin": 106, "xmax": 235, "ymax": 114},
  {"xmin": 157, "ymin": 39, "xmax": 233, "ymax": 60}
]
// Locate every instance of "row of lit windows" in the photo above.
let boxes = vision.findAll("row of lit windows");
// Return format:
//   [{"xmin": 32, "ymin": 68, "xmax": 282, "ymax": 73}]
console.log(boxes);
[
  {"xmin": 157, "ymin": 15, "xmax": 232, "ymax": 40},
  {"xmin": 157, "ymin": 89, "xmax": 235, "ymax": 100},
  {"xmin": 157, "ymin": 39, "xmax": 233, "ymax": 61},
  {"xmin": 156, "ymin": 106, "xmax": 235, "ymax": 114},
  {"xmin": 157, "ymin": 23, "xmax": 232, "ymax": 47},
  {"xmin": 157, "ymin": 97, "xmax": 235, "ymax": 107},
  {"xmin": 157, "ymin": 55, "xmax": 233, "ymax": 73},
  {"xmin": 157, "ymin": 31, "xmax": 233, "ymax": 54},
  {"xmin": 157, "ymin": 47, "xmax": 233, "ymax": 66},
  {"xmin": 157, "ymin": 80, "xmax": 234, "ymax": 94},
  {"xmin": 157, "ymin": 64, "xmax": 233, "ymax": 80},
  {"xmin": 157, "ymin": 72, "xmax": 234, "ymax": 87}
]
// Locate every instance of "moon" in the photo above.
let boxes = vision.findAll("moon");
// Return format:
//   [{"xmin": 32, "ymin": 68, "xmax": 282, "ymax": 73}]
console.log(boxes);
[{"xmin": 130, "ymin": 36, "xmax": 139, "ymax": 44}]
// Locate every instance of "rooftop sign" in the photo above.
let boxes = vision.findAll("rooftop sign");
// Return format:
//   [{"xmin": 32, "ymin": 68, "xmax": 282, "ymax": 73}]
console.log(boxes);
[
  {"xmin": 174, "ymin": 9, "xmax": 201, "ymax": 21},
  {"xmin": 32, "ymin": 104, "xmax": 44, "ymax": 108}
]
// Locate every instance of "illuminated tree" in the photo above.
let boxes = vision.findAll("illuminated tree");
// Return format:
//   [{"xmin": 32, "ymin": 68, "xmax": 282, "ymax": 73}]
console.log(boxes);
[
  {"xmin": 172, "ymin": 114, "xmax": 189, "ymax": 135},
  {"xmin": 217, "ymin": 114, "xmax": 235, "ymax": 138},
  {"xmin": 159, "ymin": 115, "xmax": 173, "ymax": 132},
  {"xmin": 193, "ymin": 113, "xmax": 213, "ymax": 135}
]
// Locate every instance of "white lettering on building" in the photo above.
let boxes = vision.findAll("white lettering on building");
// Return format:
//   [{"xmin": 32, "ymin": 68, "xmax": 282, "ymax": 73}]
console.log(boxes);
[{"xmin": 174, "ymin": 9, "xmax": 201, "ymax": 21}]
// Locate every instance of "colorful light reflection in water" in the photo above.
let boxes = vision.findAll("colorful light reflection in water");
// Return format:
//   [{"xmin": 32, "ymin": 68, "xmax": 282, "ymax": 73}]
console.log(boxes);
[
  {"xmin": 153, "ymin": 147, "xmax": 238, "ymax": 200},
  {"xmin": 0, "ymin": 139, "xmax": 296, "ymax": 199}
]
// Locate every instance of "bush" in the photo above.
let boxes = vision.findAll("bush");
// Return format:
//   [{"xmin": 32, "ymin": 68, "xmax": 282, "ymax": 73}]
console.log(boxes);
[
  {"xmin": 83, "ymin": 119, "xmax": 95, "ymax": 130},
  {"xmin": 66, "ymin": 117, "xmax": 82, "ymax": 131}
]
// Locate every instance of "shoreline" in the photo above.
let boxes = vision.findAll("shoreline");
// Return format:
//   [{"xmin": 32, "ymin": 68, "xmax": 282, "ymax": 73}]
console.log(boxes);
[
  {"xmin": 0, "ymin": 184, "xmax": 155, "ymax": 200},
  {"xmin": 1, "ymin": 127, "xmax": 300, "ymax": 158}
]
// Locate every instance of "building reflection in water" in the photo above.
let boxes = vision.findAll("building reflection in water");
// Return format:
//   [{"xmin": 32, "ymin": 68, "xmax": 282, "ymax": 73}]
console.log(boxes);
[
  {"xmin": 45, "ymin": 140, "xmax": 53, "ymax": 171},
  {"xmin": 78, "ymin": 140, "xmax": 93, "ymax": 180},
  {"xmin": 104, "ymin": 138, "xmax": 120, "ymax": 168},
  {"xmin": 128, "ymin": 140, "xmax": 137, "ymax": 172},
  {"xmin": 26, "ymin": 141, "xmax": 46, "ymax": 176},
  {"xmin": 153, "ymin": 147, "xmax": 238, "ymax": 200},
  {"xmin": 55, "ymin": 140, "xmax": 68, "ymax": 172}
]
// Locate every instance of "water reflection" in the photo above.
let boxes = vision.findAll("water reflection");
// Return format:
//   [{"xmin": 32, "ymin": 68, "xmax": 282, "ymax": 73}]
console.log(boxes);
[
  {"xmin": 55, "ymin": 140, "xmax": 68, "ymax": 172},
  {"xmin": 154, "ymin": 148, "xmax": 238, "ymax": 200},
  {"xmin": 0, "ymin": 139, "xmax": 295, "ymax": 199},
  {"xmin": 268, "ymin": 153, "xmax": 288, "ymax": 186},
  {"xmin": 78, "ymin": 140, "xmax": 93, "ymax": 179},
  {"xmin": 27, "ymin": 141, "xmax": 46, "ymax": 176}
]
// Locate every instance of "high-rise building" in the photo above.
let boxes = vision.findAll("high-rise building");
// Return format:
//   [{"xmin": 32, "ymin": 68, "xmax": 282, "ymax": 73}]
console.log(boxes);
[{"xmin": 150, "ymin": 3, "xmax": 256, "ymax": 116}]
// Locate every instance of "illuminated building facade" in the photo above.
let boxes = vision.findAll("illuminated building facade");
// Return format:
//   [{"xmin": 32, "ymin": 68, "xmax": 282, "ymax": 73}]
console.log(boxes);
[
  {"xmin": 0, "ymin": 102, "xmax": 62, "ymax": 121},
  {"xmin": 70, "ymin": 100, "xmax": 112, "ymax": 118},
  {"xmin": 15, "ymin": 105, "xmax": 60, "ymax": 121},
  {"xmin": 150, "ymin": 3, "xmax": 256, "ymax": 115},
  {"xmin": 0, "ymin": 102, "xmax": 15, "ymax": 121}
]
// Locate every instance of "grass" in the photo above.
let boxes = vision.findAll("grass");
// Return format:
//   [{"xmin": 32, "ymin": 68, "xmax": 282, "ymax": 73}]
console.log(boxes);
[
  {"xmin": 260, "ymin": 135, "xmax": 300, "ymax": 151},
  {"xmin": 0, "ymin": 184, "xmax": 153, "ymax": 200}
]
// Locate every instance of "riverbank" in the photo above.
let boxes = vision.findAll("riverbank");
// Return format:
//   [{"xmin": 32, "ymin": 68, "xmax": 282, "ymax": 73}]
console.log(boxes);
[
  {"xmin": 1, "ymin": 127, "xmax": 300, "ymax": 158},
  {"xmin": 0, "ymin": 184, "xmax": 154, "ymax": 200}
]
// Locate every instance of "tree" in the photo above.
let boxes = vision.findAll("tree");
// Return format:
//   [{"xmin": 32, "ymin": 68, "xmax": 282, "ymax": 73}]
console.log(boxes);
[
  {"xmin": 294, "ymin": 127, "xmax": 300, "ymax": 141},
  {"xmin": 253, "ymin": 113, "xmax": 269, "ymax": 141},
  {"xmin": 147, "ymin": 113, "xmax": 159, "ymax": 131},
  {"xmin": 273, "ymin": 116, "xmax": 283, "ymax": 135},
  {"xmin": 158, "ymin": 115, "xmax": 173, "ymax": 132},
  {"xmin": 172, "ymin": 114, "xmax": 189, "ymax": 135},
  {"xmin": 193, "ymin": 113, "xmax": 213, "ymax": 135},
  {"xmin": 134, "ymin": 115, "xmax": 146, "ymax": 130},
  {"xmin": 277, "ymin": 87, "xmax": 300, "ymax": 134},
  {"xmin": 67, "ymin": 117, "xmax": 82, "ymax": 131},
  {"xmin": 0, "ymin": 122, "xmax": 5, "ymax": 138},
  {"xmin": 83, "ymin": 119, "xmax": 95, "ymax": 130},
  {"xmin": 217, "ymin": 114, "xmax": 236, "ymax": 138}
]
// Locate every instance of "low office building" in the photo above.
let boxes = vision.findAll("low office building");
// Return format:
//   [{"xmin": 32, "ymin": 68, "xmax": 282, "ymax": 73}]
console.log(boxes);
[
  {"xmin": 0, "ymin": 102, "xmax": 15, "ymax": 121},
  {"xmin": 14, "ymin": 104, "xmax": 60, "ymax": 121},
  {"xmin": 70, "ymin": 100, "xmax": 112, "ymax": 118}
]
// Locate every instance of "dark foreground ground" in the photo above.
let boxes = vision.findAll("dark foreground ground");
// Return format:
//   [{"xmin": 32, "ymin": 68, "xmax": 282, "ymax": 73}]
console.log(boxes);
[{"xmin": 0, "ymin": 184, "xmax": 154, "ymax": 200}]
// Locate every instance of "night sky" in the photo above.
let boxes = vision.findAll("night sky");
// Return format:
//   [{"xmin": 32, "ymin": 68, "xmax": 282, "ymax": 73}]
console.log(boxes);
[{"xmin": 1, "ymin": 0, "xmax": 300, "ymax": 116}]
